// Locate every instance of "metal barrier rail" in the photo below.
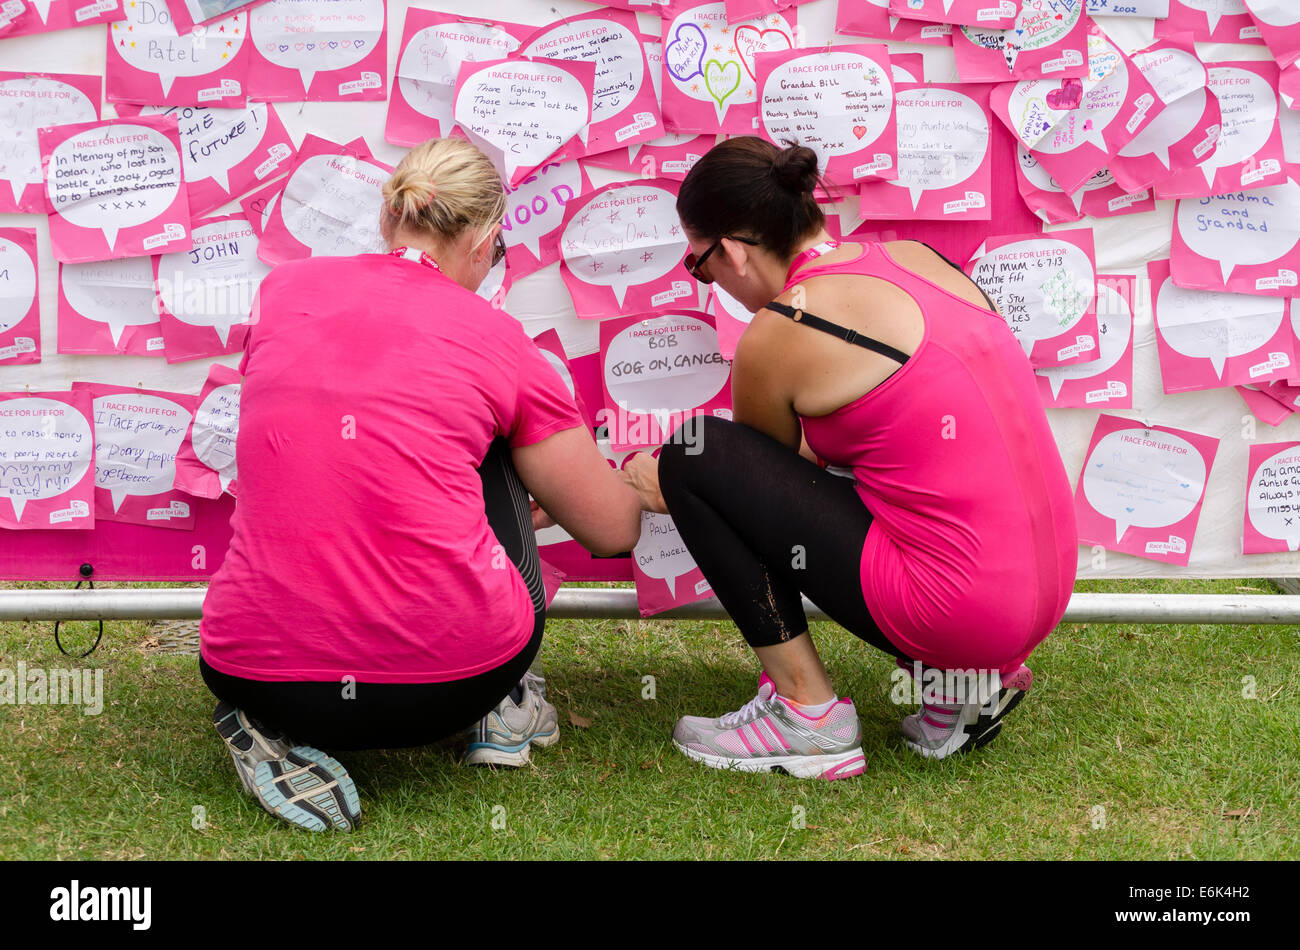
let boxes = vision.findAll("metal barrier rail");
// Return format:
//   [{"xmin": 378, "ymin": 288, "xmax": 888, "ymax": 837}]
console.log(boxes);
[{"xmin": 4, "ymin": 587, "xmax": 1300, "ymax": 625}]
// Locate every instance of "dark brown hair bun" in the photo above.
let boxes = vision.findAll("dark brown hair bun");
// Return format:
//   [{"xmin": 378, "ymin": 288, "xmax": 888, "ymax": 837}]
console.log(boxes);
[{"xmin": 772, "ymin": 144, "xmax": 820, "ymax": 196}]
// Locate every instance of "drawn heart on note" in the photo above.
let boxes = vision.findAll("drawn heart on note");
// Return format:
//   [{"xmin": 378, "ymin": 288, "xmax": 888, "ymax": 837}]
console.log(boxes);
[
  {"xmin": 704, "ymin": 59, "xmax": 742, "ymax": 109},
  {"xmin": 1125, "ymin": 506, "xmax": 1134, "ymax": 512},
  {"xmin": 1045, "ymin": 79, "xmax": 1083, "ymax": 111},
  {"xmin": 328, "ymin": 41, "xmax": 338, "ymax": 50},
  {"xmin": 306, "ymin": 43, "xmax": 315, "ymax": 51},
  {"xmin": 665, "ymin": 22, "xmax": 707, "ymax": 83},
  {"xmin": 734, "ymin": 25, "xmax": 792, "ymax": 82},
  {"xmin": 293, "ymin": 42, "xmax": 304, "ymax": 52},
  {"xmin": 852, "ymin": 125, "xmax": 868, "ymax": 140},
  {"xmin": 278, "ymin": 44, "xmax": 288, "ymax": 53},
  {"xmin": 354, "ymin": 39, "xmax": 365, "ymax": 48}
]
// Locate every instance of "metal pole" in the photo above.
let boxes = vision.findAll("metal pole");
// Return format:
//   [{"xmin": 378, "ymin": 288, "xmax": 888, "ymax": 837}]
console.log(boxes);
[{"xmin": 3, "ymin": 588, "xmax": 1300, "ymax": 625}]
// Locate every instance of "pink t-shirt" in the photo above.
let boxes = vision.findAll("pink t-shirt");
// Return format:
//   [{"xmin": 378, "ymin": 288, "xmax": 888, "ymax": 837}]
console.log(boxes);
[{"xmin": 200, "ymin": 253, "xmax": 584, "ymax": 684}]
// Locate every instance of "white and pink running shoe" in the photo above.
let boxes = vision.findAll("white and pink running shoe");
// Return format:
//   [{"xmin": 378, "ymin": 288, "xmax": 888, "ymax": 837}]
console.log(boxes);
[
  {"xmin": 672, "ymin": 673, "xmax": 866, "ymax": 780},
  {"xmin": 900, "ymin": 664, "xmax": 1033, "ymax": 760}
]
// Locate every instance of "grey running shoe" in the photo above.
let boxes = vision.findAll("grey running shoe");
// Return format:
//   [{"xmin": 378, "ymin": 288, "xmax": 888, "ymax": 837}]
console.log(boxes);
[
  {"xmin": 673, "ymin": 673, "xmax": 866, "ymax": 780},
  {"xmin": 463, "ymin": 675, "xmax": 560, "ymax": 767},
  {"xmin": 212, "ymin": 701, "xmax": 361, "ymax": 832},
  {"xmin": 901, "ymin": 664, "xmax": 1033, "ymax": 759}
]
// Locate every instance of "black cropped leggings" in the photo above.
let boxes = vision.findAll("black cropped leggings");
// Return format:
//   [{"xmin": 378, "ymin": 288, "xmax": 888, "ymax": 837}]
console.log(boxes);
[
  {"xmin": 658, "ymin": 415, "xmax": 911, "ymax": 662},
  {"xmin": 199, "ymin": 437, "xmax": 545, "ymax": 751}
]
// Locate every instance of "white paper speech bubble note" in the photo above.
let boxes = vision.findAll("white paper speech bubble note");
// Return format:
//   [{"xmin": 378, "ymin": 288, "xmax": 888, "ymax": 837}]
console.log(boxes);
[
  {"xmin": 970, "ymin": 238, "xmax": 1096, "ymax": 356},
  {"xmin": 454, "ymin": 61, "xmax": 590, "ymax": 183},
  {"xmin": 157, "ymin": 218, "xmax": 269, "ymax": 344},
  {"xmin": 113, "ymin": 3, "xmax": 246, "ymax": 97},
  {"xmin": 0, "ymin": 397, "xmax": 93, "ymax": 522},
  {"xmin": 963, "ymin": 0, "xmax": 1082, "ymax": 75},
  {"xmin": 502, "ymin": 161, "xmax": 583, "ymax": 260},
  {"xmin": 91, "ymin": 393, "xmax": 193, "ymax": 512},
  {"xmin": 1117, "ymin": 86, "xmax": 1212, "ymax": 168},
  {"xmin": 281, "ymin": 153, "xmax": 387, "ymax": 256},
  {"xmin": 760, "ymin": 50, "xmax": 893, "ymax": 161},
  {"xmin": 1176, "ymin": 178, "xmax": 1300, "ymax": 283},
  {"xmin": 634, "ymin": 510, "xmax": 696, "ymax": 598},
  {"xmin": 1039, "ymin": 281, "xmax": 1133, "ymax": 398},
  {"xmin": 192, "ymin": 382, "xmax": 239, "ymax": 492},
  {"xmin": 561, "ymin": 184, "xmax": 684, "ymax": 306},
  {"xmin": 48, "ymin": 124, "xmax": 182, "ymax": 252},
  {"xmin": 605, "ymin": 314, "xmax": 728, "ymax": 431},
  {"xmin": 1246, "ymin": 0, "xmax": 1300, "ymax": 27},
  {"xmin": 665, "ymin": 3, "xmax": 793, "ymax": 123},
  {"xmin": 0, "ymin": 236, "xmax": 37, "ymax": 335},
  {"xmin": 1157, "ymin": 278, "xmax": 1285, "ymax": 377},
  {"xmin": 1132, "ymin": 46, "xmax": 1205, "ymax": 105},
  {"xmin": 1249, "ymin": 445, "xmax": 1300, "ymax": 549},
  {"xmin": 141, "ymin": 104, "xmax": 269, "ymax": 194},
  {"xmin": 1083, "ymin": 428, "xmax": 1207, "ymax": 542},
  {"xmin": 1201, "ymin": 66, "xmax": 1277, "ymax": 188},
  {"xmin": 0, "ymin": 77, "xmax": 97, "ymax": 206},
  {"xmin": 62, "ymin": 257, "xmax": 159, "ymax": 346},
  {"xmin": 1018, "ymin": 144, "xmax": 1114, "ymax": 213},
  {"xmin": 397, "ymin": 21, "xmax": 521, "ymax": 127},
  {"xmin": 251, "ymin": 0, "xmax": 383, "ymax": 94},
  {"xmin": 1183, "ymin": 0, "xmax": 1250, "ymax": 32},
  {"xmin": 888, "ymin": 88, "xmax": 989, "ymax": 210},
  {"xmin": 525, "ymin": 16, "xmax": 645, "ymax": 143}
]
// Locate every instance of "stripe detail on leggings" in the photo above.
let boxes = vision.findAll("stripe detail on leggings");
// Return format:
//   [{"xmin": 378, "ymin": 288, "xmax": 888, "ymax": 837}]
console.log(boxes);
[{"xmin": 494, "ymin": 446, "xmax": 547, "ymax": 615}]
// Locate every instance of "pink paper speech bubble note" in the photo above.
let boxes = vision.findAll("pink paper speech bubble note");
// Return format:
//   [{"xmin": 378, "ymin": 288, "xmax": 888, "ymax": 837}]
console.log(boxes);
[
  {"xmin": 0, "ymin": 389, "xmax": 96, "ymax": 530},
  {"xmin": 859, "ymin": 82, "xmax": 993, "ymax": 220},
  {"xmin": 953, "ymin": 0, "xmax": 1089, "ymax": 83},
  {"xmin": 965, "ymin": 227, "xmax": 1099, "ymax": 368},
  {"xmin": 1244, "ymin": 0, "xmax": 1300, "ymax": 68},
  {"xmin": 521, "ymin": 8, "xmax": 665, "ymax": 161},
  {"xmin": 1086, "ymin": 0, "xmax": 1169, "ymax": 13},
  {"xmin": 163, "ymin": 0, "xmax": 270, "ymax": 36},
  {"xmin": 756, "ymin": 44, "xmax": 898, "ymax": 186},
  {"xmin": 1014, "ymin": 144, "xmax": 1155, "ymax": 223},
  {"xmin": 1149, "ymin": 258, "xmax": 1295, "ymax": 391},
  {"xmin": 1074, "ymin": 413, "xmax": 1218, "ymax": 566},
  {"xmin": 1155, "ymin": 0, "xmax": 1264, "ymax": 44},
  {"xmin": 237, "ymin": 173, "xmax": 285, "ymax": 236},
  {"xmin": 0, "ymin": 72, "xmax": 100, "ymax": 214},
  {"xmin": 0, "ymin": 0, "xmax": 122, "ymax": 40},
  {"xmin": 40, "ymin": 115, "xmax": 193, "ymax": 263},
  {"xmin": 632, "ymin": 506, "xmax": 718, "ymax": 616},
  {"xmin": 386, "ymin": 9, "xmax": 530, "ymax": 148},
  {"xmin": 173, "ymin": 361, "xmax": 240, "ymax": 498},
  {"xmin": 599, "ymin": 311, "xmax": 732, "ymax": 451},
  {"xmin": 889, "ymin": 0, "xmax": 1019, "ymax": 28},
  {"xmin": 661, "ymin": 0, "xmax": 797, "ymax": 135},
  {"xmin": 117, "ymin": 101, "xmax": 296, "ymax": 217},
  {"xmin": 1243, "ymin": 439, "xmax": 1300, "ymax": 553},
  {"xmin": 57, "ymin": 256, "xmax": 164, "ymax": 356},
  {"xmin": 1237, "ymin": 382, "xmax": 1296, "ymax": 424},
  {"xmin": 1172, "ymin": 177, "xmax": 1300, "ymax": 295},
  {"xmin": 70, "ymin": 381, "xmax": 199, "ymax": 529},
  {"xmin": 452, "ymin": 56, "xmax": 596, "ymax": 187},
  {"xmin": 155, "ymin": 213, "xmax": 266, "ymax": 362},
  {"xmin": 836, "ymin": 0, "xmax": 957, "ymax": 45},
  {"xmin": 559, "ymin": 178, "xmax": 703, "ymax": 319},
  {"xmin": 992, "ymin": 27, "xmax": 1163, "ymax": 196},
  {"xmin": 706, "ymin": 281, "xmax": 752, "ymax": 361},
  {"xmin": 255, "ymin": 137, "xmax": 393, "ymax": 265},
  {"xmin": 247, "ymin": 0, "xmax": 387, "ymax": 101},
  {"xmin": 0, "ymin": 228, "xmax": 40, "ymax": 366},
  {"xmin": 107, "ymin": 3, "xmax": 249, "ymax": 107},
  {"xmin": 1035, "ymin": 274, "xmax": 1135, "ymax": 407},
  {"xmin": 502, "ymin": 161, "xmax": 591, "ymax": 280}
]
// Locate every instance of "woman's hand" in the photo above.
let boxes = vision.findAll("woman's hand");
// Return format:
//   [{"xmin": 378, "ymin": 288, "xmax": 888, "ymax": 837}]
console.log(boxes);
[
  {"xmin": 619, "ymin": 452, "xmax": 669, "ymax": 515},
  {"xmin": 530, "ymin": 499, "xmax": 557, "ymax": 531}
]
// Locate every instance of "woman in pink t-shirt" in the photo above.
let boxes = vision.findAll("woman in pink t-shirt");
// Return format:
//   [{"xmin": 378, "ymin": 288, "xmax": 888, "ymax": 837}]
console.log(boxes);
[{"xmin": 198, "ymin": 139, "xmax": 642, "ymax": 832}]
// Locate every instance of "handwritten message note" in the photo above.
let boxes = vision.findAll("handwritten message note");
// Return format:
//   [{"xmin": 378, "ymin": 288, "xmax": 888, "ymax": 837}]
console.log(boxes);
[
  {"xmin": 889, "ymin": 0, "xmax": 1020, "ymax": 27},
  {"xmin": 57, "ymin": 257, "xmax": 163, "ymax": 355},
  {"xmin": 1076, "ymin": 415, "xmax": 1218, "ymax": 566},
  {"xmin": 967, "ymin": 229, "xmax": 1099, "ymax": 367},
  {"xmin": 1156, "ymin": 0, "xmax": 1261, "ymax": 43},
  {"xmin": 0, "ymin": 392, "xmax": 95, "ymax": 530},
  {"xmin": 107, "ymin": 3, "xmax": 248, "ymax": 106},
  {"xmin": 1172, "ymin": 178, "xmax": 1300, "ymax": 294},
  {"xmin": 501, "ymin": 161, "xmax": 587, "ymax": 279},
  {"xmin": 248, "ymin": 0, "xmax": 386, "ymax": 101},
  {"xmin": 757, "ymin": 45, "xmax": 897, "ymax": 185},
  {"xmin": 661, "ymin": 1, "xmax": 796, "ymax": 134},
  {"xmin": 453, "ymin": 57, "xmax": 594, "ymax": 187},
  {"xmin": 954, "ymin": 0, "xmax": 1088, "ymax": 82},
  {"xmin": 0, "ymin": 73, "xmax": 100, "ymax": 213},
  {"xmin": 174, "ymin": 364, "xmax": 240, "ymax": 498},
  {"xmin": 1037, "ymin": 276, "xmax": 1134, "ymax": 408},
  {"xmin": 0, "ymin": 229, "xmax": 39, "ymax": 365},
  {"xmin": 632, "ymin": 508, "xmax": 715, "ymax": 617},
  {"xmin": 41, "ymin": 117, "xmax": 191, "ymax": 262},
  {"xmin": 559, "ymin": 179, "xmax": 698, "ymax": 318},
  {"xmin": 1245, "ymin": 441, "xmax": 1300, "ymax": 553},
  {"xmin": 0, "ymin": 0, "xmax": 123, "ymax": 40},
  {"xmin": 388, "ymin": 10, "xmax": 527, "ymax": 146},
  {"xmin": 1015, "ymin": 144, "xmax": 1154, "ymax": 223}
]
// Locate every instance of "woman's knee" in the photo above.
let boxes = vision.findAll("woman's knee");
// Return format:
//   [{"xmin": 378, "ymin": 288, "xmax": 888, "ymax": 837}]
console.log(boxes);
[{"xmin": 659, "ymin": 414, "xmax": 734, "ymax": 496}]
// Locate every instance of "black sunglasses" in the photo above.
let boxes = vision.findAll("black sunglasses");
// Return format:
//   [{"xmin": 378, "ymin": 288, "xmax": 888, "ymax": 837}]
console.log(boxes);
[
  {"xmin": 684, "ymin": 235, "xmax": 761, "ymax": 283},
  {"xmin": 492, "ymin": 231, "xmax": 507, "ymax": 268}
]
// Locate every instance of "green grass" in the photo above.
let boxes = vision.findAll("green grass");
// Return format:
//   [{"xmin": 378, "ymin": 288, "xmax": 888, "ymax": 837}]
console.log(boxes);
[{"xmin": 1, "ymin": 577, "xmax": 1297, "ymax": 859}]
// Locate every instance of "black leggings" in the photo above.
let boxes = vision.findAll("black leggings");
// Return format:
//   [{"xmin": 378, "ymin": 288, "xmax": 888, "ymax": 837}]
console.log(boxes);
[
  {"xmin": 199, "ymin": 437, "xmax": 545, "ymax": 752},
  {"xmin": 658, "ymin": 415, "xmax": 911, "ymax": 662}
]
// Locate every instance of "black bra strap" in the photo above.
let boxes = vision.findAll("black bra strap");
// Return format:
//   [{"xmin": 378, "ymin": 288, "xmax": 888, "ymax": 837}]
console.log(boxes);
[
  {"xmin": 918, "ymin": 241, "xmax": 998, "ymax": 313},
  {"xmin": 765, "ymin": 301, "xmax": 911, "ymax": 365}
]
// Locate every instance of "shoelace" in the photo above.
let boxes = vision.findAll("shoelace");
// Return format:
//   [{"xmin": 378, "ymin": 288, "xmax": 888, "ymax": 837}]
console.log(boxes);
[{"xmin": 718, "ymin": 693, "xmax": 769, "ymax": 729}]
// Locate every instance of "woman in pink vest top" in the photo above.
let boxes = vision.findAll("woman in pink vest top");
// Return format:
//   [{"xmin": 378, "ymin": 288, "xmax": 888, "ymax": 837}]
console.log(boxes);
[{"xmin": 622, "ymin": 138, "xmax": 1079, "ymax": 778}]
